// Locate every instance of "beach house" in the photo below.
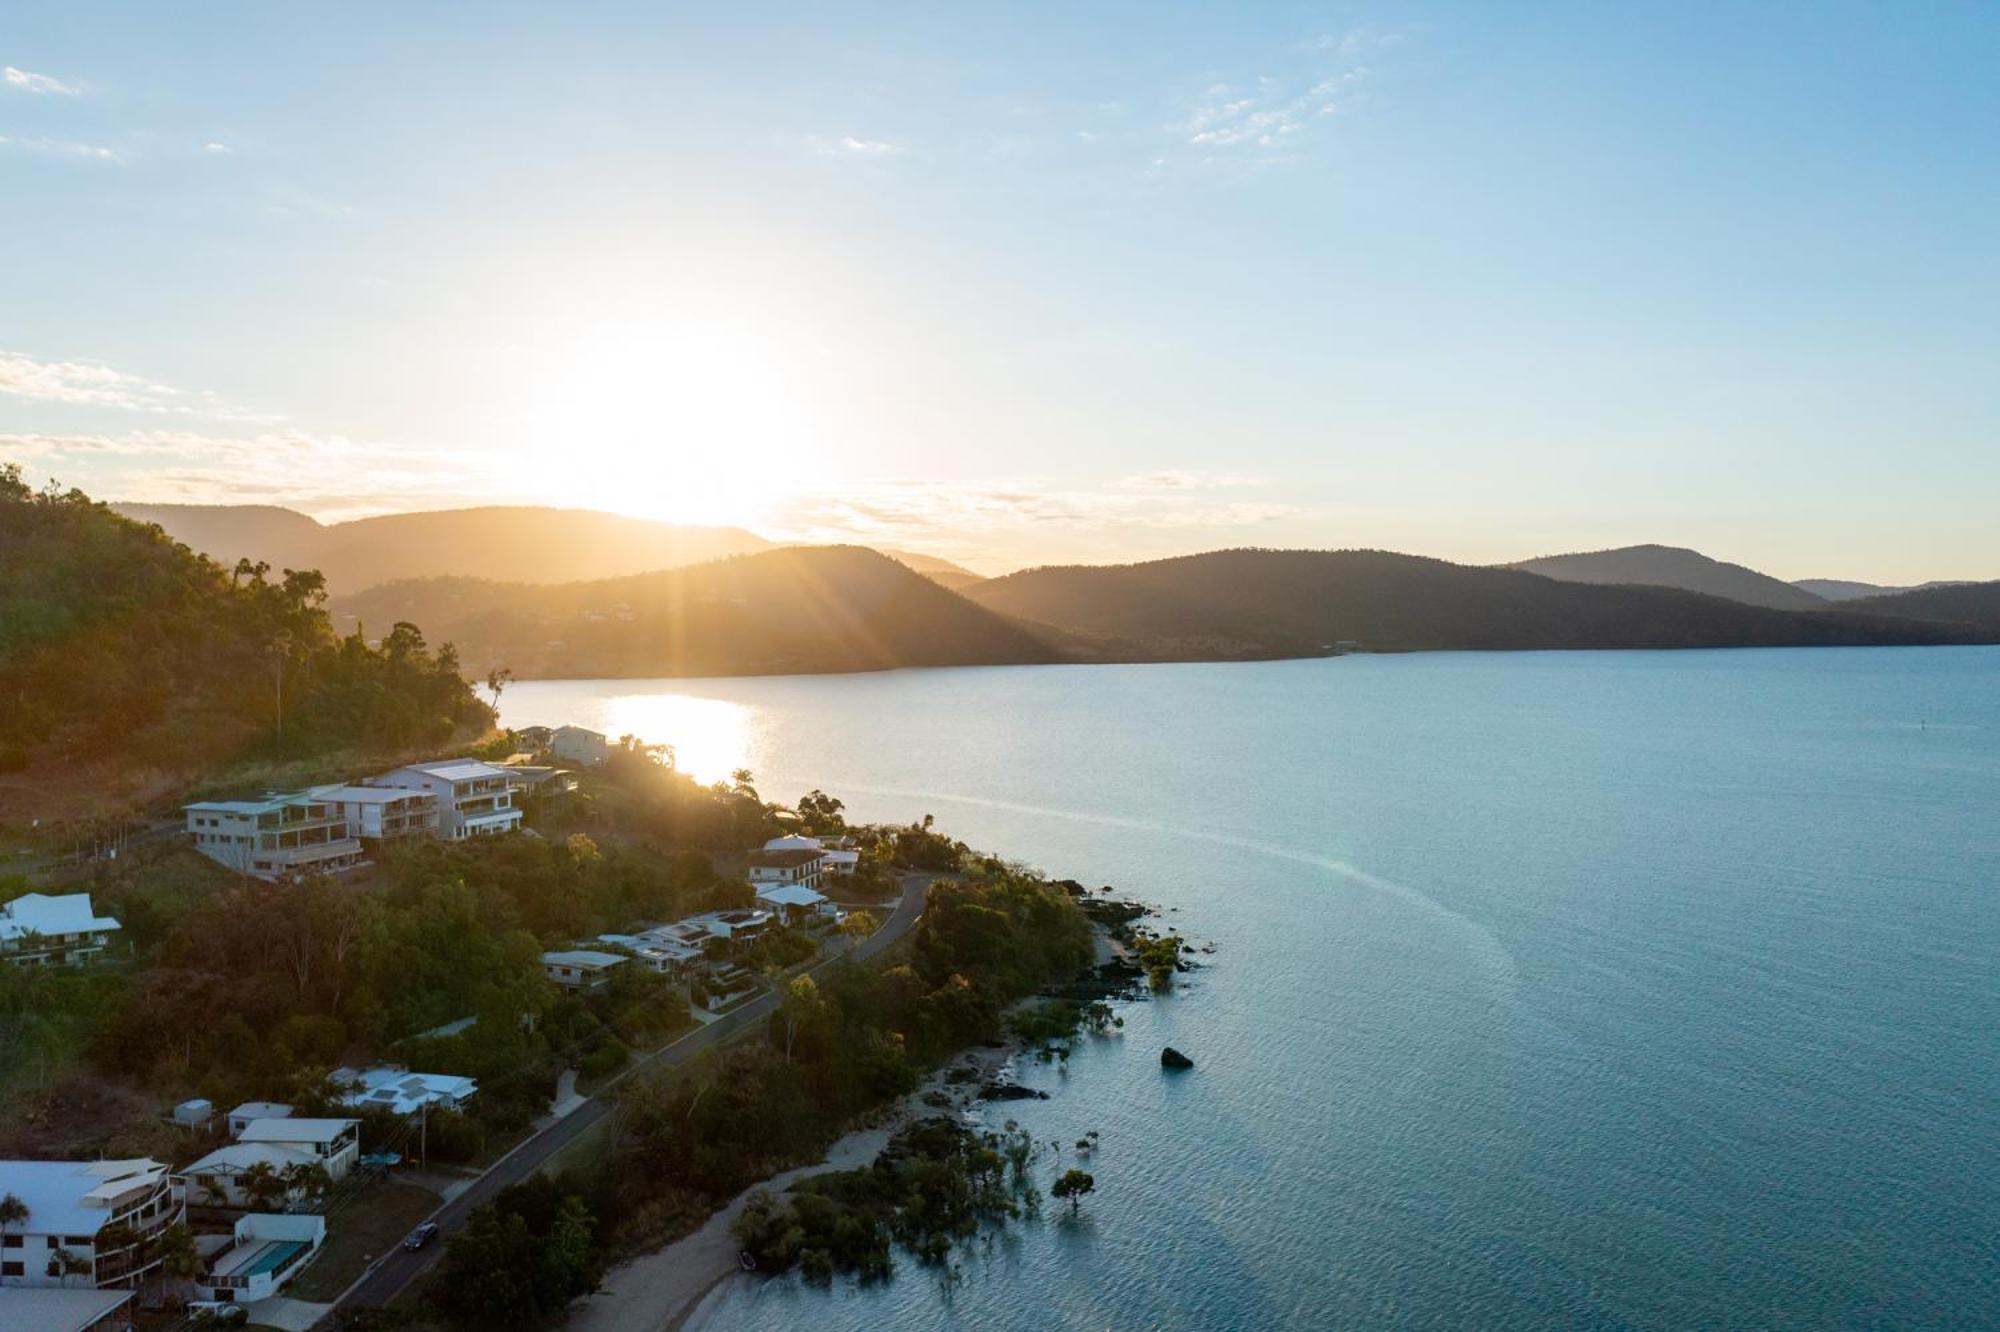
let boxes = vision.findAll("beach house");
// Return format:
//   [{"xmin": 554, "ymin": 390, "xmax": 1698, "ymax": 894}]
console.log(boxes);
[{"xmin": 0, "ymin": 893, "xmax": 121, "ymax": 967}]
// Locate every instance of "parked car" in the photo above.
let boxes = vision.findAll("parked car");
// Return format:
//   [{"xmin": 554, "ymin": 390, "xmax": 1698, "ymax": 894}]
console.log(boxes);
[
  {"xmin": 403, "ymin": 1221, "xmax": 441, "ymax": 1251},
  {"xmin": 186, "ymin": 1303, "xmax": 249, "ymax": 1325}
]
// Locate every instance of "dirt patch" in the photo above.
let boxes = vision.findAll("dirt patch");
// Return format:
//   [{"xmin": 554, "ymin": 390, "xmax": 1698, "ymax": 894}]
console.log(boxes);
[{"xmin": 0, "ymin": 1071, "xmax": 174, "ymax": 1158}]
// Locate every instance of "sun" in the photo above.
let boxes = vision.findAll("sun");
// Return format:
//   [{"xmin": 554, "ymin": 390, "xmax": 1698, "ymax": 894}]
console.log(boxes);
[{"xmin": 506, "ymin": 317, "xmax": 820, "ymax": 526}]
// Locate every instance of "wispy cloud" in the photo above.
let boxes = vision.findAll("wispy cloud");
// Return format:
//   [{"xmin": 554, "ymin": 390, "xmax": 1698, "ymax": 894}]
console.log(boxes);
[
  {"xmin": 766, "ymin": 476, "xmax": 1292, "ymax": 555},
  {"xmin": 1114, "ymin": 470, "xmax": 1264, "ymax": 491},
  {"xmin": 0, "ymin": 133, "xmax": 122, "ymax": 163},
  {"xmin": 3, "ymin": 65, "xmax": 80, "ymax": 95},
  {"xmin": 203, "ymin": 140, "xmax": 233, "ymax": 155},
  {"xmin": 806, "ymin": 133, "xmax": 906, "ymax": 159},
  {"xmin": 0, "ymin": 429, "xmax": 500, "ymax": 521},
  {"xmin": 0, "ymin": 350, "xmax": 278, "ymax": 422},
  {"xmin": 1168, "ymin": 27, "xmax": 1393, "ymax": 163}
]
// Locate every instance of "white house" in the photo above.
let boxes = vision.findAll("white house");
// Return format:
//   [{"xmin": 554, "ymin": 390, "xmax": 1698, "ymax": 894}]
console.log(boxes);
[
  {"xmin": 681, "ymin": 908, "xmax": 774, "ymax": 942},
  {"xmin": 0, "ymin": 1159, "xmax": 184, "ymax": 1290},
  {"xmin": 173, "ymin": 1142, "xmax": 319, "ymax": 1209},
  {"xmin": 0, "ymin": 893, "xmax": 122, "ymax": 968},
  {"xmin": 333, "ymin": 1067, "xmax": 478, "ymax": 1117},
  {"xmin": 194, "ymin": 1212, "xmax": 324, "ymax": 1306},
  {"xmin": 318, "ymin": 784, "xmax": 440, "ymax": 842},
  {"xmin": 598, "ymin": 932, "xmax": 703, "ymax": 975},
  {"xmin": 235, "ymin": 1119, "xmax": 359, "ymax": 1182},
  {"xmin": 746, "ymin": 847, "xmax": 826, "ymax": 892},
  {"xmin": 366, "ymin": 760, "xmax": 522, "ymax": 840},
  {"xmin": 550, "ymin": 725, "xmax": 611, "ymax": 766},
  {"xmin": 183, "ymin": 791, "xmax": 368, "ymax": 881},
  {"xmin": 763, "ymin": 833, "xmax": 859, "ymax": 878},
  {"xmin": 755, "ymin": 883, "xmax": 840, "ymax": 926},
  {"xmin": 540, "ymin": 949, "xmax": 629, "ymax": 992},
  {"xmin": 226, "ymin": 1102, "xmax": 293, "ymax": 1139}
]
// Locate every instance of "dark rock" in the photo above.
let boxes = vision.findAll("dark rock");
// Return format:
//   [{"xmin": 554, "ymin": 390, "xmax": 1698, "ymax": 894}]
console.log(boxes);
[
  {"xmin": 978, "ymin": 1082, "xmax": 1050, "ymax": 1102},
  {"xmin": 1160, "ymin": 1046, "xmax": 1194, "ymax": 1071},
  {"xmin": 921, "ymin": 1090, "xmax": 953, "ymax": 1109}
]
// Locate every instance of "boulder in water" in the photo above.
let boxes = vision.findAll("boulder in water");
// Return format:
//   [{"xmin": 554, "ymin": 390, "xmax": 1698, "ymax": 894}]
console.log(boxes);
[{"xmin": 1160, "ymin": 1046, "xmax": 1194, "ymax": 1071}]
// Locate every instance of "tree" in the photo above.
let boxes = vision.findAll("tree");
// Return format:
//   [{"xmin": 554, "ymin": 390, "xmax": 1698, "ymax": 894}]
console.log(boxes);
[
  {"xmin": 282, "ymin": 1161, "xmax": 333, "ymax": 1203},
  {"xmin": 775, "ymin": 973, "xmax": 825, "ymax": 1065},
  {"xmin": 796, "ymin": 789, "xmax": 846, "ymax": 835},
  {"xmin": 154, "ymin": 1222, "xmax": 204, "ymax": 1308},
  {"xmin": 837, "ymin": 910, "xmax": 878, "ymax": 955},
  {"xmin": 240, "ymin": 1160, "xmax": 287, "ymax": 1211},
  {"xmin": 48, "ymin": 1246, "xmax": 90, "ymax": 1286},
  {"xmin": 196, "ymin": 1177, "xmax": 230, "ymax": 1209},
  {"xmin": 0, "ymin": 1192, "xmax": 26, "ymax": 1245},
  {"xmin": 1051, "ymin": 1168, "xmax": 1095, "ymax": 1216},
  {"xmin": 485, "ymin": 665, "xmax": 514, "ymax": 713}
]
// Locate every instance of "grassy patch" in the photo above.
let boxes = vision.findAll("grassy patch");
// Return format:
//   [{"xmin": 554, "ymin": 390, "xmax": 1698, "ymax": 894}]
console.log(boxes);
[{"xmin": 283, "ymin": 1179, "xmax": 442, "ymax": 1302}]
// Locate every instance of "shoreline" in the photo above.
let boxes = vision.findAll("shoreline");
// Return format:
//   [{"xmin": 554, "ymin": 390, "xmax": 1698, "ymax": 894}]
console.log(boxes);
[{"xmin": 569, "ymin": 1040, "xmax": 1022, "ymax": 1332}]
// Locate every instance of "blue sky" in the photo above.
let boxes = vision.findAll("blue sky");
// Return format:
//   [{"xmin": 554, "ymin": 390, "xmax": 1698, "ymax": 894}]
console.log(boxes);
[{"xmin": 3, "ymin": 2, "xmax": 1997, "ymax": 578}]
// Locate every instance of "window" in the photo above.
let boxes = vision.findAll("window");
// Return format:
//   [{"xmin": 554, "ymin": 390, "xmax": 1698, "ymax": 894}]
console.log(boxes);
[
  {"xmin": 1, "ymin": 1234, "xmax": 20, "ymax": 1248},
  {"xmin": 1, "ymin": 1260, "xmax": 22, "ymax": 1276}
]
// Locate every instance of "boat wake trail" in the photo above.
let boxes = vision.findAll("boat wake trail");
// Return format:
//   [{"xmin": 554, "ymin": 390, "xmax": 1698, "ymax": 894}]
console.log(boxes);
[{"xmin": 832, "ymin": 782, "xmax": 1522, "ymax": 1001}]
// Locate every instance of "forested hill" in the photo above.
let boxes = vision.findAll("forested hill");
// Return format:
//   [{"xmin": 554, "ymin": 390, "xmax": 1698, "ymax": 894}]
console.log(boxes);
[
  {"xmin": 963, "ymin": 549, "xmax": 1993, "ymax": 656},
  {"xmin": 1503, "ymin": 544, "xmax": 1827, "ymax": 611},
  {"xmin": 330, "ymin": 545, "xmax": 1066, "ymax": 678},
  {"xmin": 1836, "ymin": 580, "xmax": 2000, "ymax": 631},
  {"xmin": 112, "ymin": 501, "xmax": 773, "ymax": 594},
  {"xmin": 0, "ymin": 467, "xmax": 491, "ymax": 826}
]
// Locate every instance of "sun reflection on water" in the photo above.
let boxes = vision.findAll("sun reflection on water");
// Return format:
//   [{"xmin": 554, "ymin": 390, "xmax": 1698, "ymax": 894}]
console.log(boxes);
[{"xmin": 599, "ymin": 693, "xmax": 753, "ymax": 786}]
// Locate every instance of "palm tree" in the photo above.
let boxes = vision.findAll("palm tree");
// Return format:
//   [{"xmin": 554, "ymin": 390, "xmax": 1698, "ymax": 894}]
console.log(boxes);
[
  {"xmin": 281, "ymin": 1161, "xmax": 332, "ymax": 1206},
  {"xmin": 47, "ymin": 1247, "xmax": 90, "ymax": 1286},
  {"xmin": 240, "ymin": 1160, "xmax": 286, "ymax": 1211},
  {"xmin": 196, "ymin": 1176, "xmax": 230, "ymax": 1209},
  {"xmin": 153, "ymin": 1222, "xmax": 203, "ymax": 1309}
]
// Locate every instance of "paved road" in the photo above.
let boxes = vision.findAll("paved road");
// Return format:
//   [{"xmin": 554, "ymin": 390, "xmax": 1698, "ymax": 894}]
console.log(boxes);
[{"xmin": 316, "ymin": 875, "xmax": 932, "ymax": 1326}]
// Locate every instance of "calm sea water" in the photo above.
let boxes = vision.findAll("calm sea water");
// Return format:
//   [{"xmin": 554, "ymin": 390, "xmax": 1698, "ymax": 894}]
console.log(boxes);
[{"xmin": 506, "ymin": 648, "xmax": 2000, "ymax": 1331}]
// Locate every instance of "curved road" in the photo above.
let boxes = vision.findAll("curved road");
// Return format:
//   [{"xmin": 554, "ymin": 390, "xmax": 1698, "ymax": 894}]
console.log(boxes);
[{"xmin": 316, "ymin": 874, "xmax": 933, "ymax": 1325}]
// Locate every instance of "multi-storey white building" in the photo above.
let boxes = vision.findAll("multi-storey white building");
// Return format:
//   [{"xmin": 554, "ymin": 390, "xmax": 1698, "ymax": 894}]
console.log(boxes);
[
  {"xmin": 0, "ymin": 893, "xmax": 121, "ymax": 967},
  {"xmin": 318, "ymin": 785, "xmax": 439, "ymax": 842},
  {"xmin": 183, "ymin": 791, "xmax": 367, "ymax": 881},
  {"xmin": 550, "ymin": 725, "xmax": 611, "ymax": 766},
  {"xmin": 235, "ymin": 1119, "xmax": 360, "ymax": 1182},
  {"xmin": 0, "ymin": 1159, "xmax": 185, "ymax": 1290},
  {"xmin": 366, "ymin": 760, "xmax": 522, "ymax": 840}
]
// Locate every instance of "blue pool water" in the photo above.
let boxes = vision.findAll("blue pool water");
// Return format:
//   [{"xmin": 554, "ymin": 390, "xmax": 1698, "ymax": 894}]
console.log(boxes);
[{"xmin": 509, "ymin": 647, "xmax": 2000, "ymax": 1330}]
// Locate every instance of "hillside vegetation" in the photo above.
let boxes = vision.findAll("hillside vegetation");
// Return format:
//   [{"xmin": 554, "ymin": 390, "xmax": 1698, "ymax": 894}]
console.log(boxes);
[
  {"xmin": 963, "ymin": 549, "xmax": 1991, "ymax": 656},
  {"xmin": 330, "ymin": 546, "xmax": 1066, "ymax": 678},
  {"xmin": 0, "ymin": 467, "xmax": 491, "ymax": 826},
  {"xmin": 1837, "ymin": 580, "xmax": 2000, "ymax": 631},
  {"xmin": 113, "ymin": 501, "xmax": 773, "ymax": 594},
  {"xmin": 1504, "ymin": 544, "xmax": 1827, "ymax": 611}
]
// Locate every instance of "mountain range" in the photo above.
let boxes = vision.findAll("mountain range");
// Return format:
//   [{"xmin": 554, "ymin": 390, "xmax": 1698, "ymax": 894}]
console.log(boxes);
[
  {"xmin": 114, "ymin": 501, "xmax": 983, "ymax": 596},
  {"xmin": 110, "ymin": 501, "xmax": 2000, "ymax": 678}
]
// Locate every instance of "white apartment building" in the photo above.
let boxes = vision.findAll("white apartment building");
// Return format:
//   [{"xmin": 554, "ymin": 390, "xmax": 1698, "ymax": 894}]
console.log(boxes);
[
  {"xmin": 366, "ymin": 760, "xmax": 522, "ymax": 840},
  {"xmin": 0, "ymin": 1159, "xmax": 185, "ymax": 1290},
  {"xmin": 318, "ymin": 785, "xmax": 439, "ymax": 842},
  {"xmin": 0, "ymin": 893, "xmax": 121, "ymax": 967},
  {"xmin": 183, "ymin": 791, "xmax": 367, "ymax": 881}
]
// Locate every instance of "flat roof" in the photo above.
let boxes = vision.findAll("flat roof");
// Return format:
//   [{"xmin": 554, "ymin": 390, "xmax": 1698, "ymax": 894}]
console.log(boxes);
[
  {"xmin": 0, "ymin": 1288, "xmax": 135, "ymax": 1332},
  {"xmin": 238, "ymin": 1117, "xmax": 357, "ymax": 1144},
  {"xmin": 0, "ymin": 1159, "xmax": 169, "ymax": 1236},
  {"xmin": 543, "ymin": 949, "xmax": 629, "ymax": 969},
  {"xmin": 319, "ymin": 784, "xmax": 434, "ymax": 804},
  {"xmin": 403, "ymin": 759, "xmax": 511, "ymax": 782},
  {"xmin": 0, "ymin": 892, "xmax": 120, "ymax": 941},
  {"xmin": 756, "ymin": 883, "xmax": 829, "ymax": 907}
]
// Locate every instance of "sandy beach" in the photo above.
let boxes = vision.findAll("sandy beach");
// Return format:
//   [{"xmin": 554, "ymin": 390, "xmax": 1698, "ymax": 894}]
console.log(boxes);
[{"xmin": 568, "ymin": 1041, "xmax": 1020, "ymax": 1332}]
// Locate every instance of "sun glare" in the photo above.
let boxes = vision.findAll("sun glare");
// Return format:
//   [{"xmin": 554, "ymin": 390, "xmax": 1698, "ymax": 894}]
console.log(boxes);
[
  {"xmin": 601, "ymin": 691, "xmax": 754, "ymax": 785},
  {"xmin": 509, "ymin": 318, "xmax": 820, "ymax": 527}
]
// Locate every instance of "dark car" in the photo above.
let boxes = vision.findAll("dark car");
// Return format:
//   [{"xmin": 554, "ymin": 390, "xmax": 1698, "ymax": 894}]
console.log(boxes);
[{"xmin": 403, "ymin": 1222, "xmax": 441, "ymax": 1251}]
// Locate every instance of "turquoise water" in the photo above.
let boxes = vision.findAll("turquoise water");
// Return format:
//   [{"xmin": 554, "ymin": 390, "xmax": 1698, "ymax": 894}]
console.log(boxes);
[{"xmin": 507, "ymin": 648, "xmax": 2000, "ymax": 1330}]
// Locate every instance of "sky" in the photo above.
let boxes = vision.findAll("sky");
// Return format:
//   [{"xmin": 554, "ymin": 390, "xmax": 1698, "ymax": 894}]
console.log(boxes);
[{"xmin": 3, "ymin": 3, "xmax": 1998, "ymax": 580}]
